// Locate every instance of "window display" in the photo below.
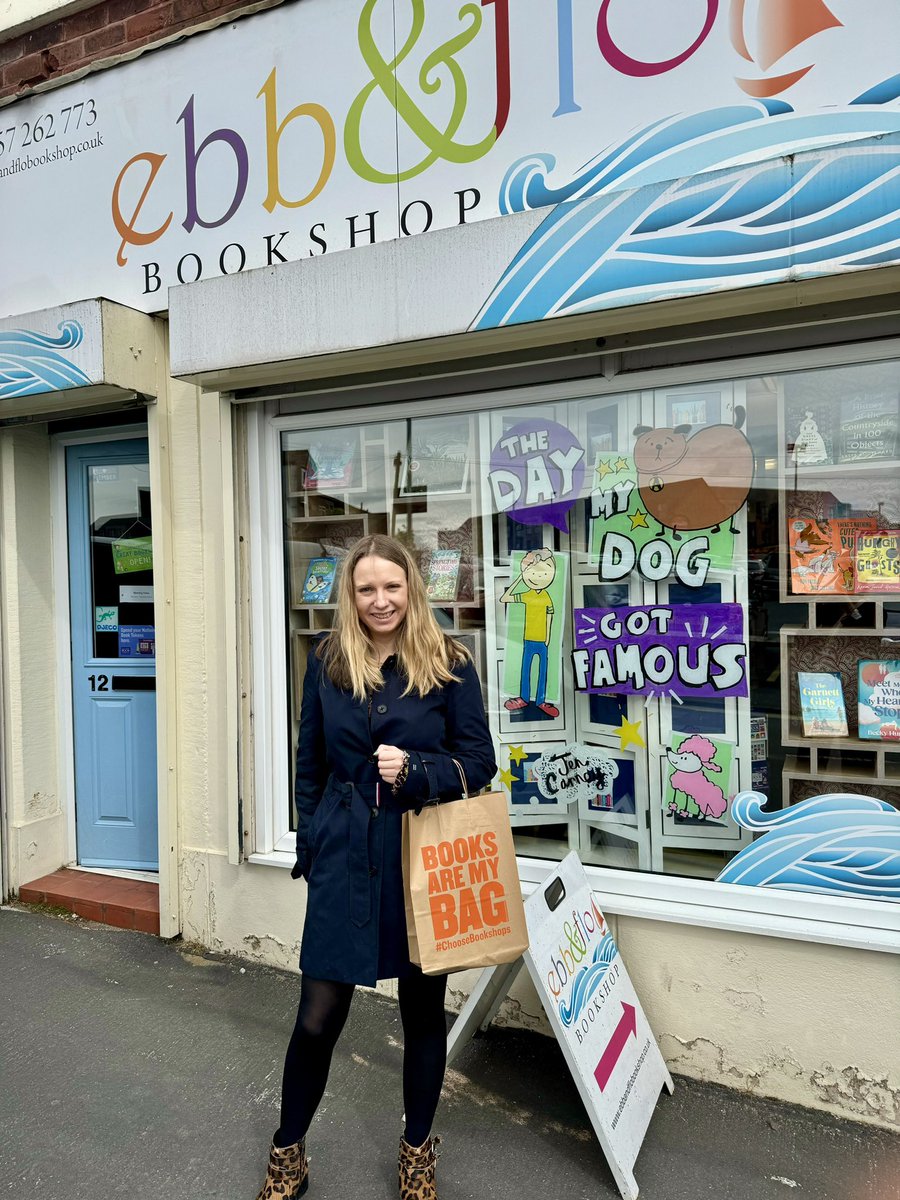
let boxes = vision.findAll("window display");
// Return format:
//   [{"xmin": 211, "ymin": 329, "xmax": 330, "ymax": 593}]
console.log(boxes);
[{"xmin": 278, "ymin": 357, "xmax": 900, "ymax": 888}]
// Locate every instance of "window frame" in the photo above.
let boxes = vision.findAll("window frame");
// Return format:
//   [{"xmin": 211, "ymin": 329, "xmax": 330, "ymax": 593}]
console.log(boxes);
[{"xmin": 244, "ymin": 336, "xmax": 900, "ymax": 955}]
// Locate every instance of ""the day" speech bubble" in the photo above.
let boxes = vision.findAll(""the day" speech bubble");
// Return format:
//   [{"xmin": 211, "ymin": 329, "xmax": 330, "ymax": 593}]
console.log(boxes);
[{"xmin": 488, "ymin": 418, "xmax": 585, "ymax": 532}]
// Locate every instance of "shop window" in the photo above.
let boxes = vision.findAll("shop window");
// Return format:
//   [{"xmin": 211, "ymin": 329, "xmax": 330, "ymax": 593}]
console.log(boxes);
[{"xmin": 277, "ymin": 357, "xmax": 900, "ymax": 897}]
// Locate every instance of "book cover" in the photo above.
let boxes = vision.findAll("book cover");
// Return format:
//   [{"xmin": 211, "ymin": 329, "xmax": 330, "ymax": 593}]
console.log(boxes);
[
  {"xmin": 832, "ymin": 517, "xmax": 879, "ymax": 593},
  {"xmin": 855, "ymin": 529, "xmax": 900, "ymax": 593},
  {"xmin": 858, "ymin": 660, "xmax": 900, "ymax": 741},
  {"xmin": 424, "ymin": 549, "xmax": 461, "ymax": 601},
  {"xmin": 786, "ymin": 399, "xmax": 835, "ymax": 466},
  {"xmin": 839, "ymin": 392, "xmax": 899, "ymax": 462},
  {"xmin": 302, "ymin": 557, "xmax": 337, "ymax": 603},
  {"xmin": 797, "ymin": 672, "xmax": 848, "ymax": 737},
  {"xmin": 787, "ymin": 518, "xmax": 840, "ymax": 593},
  {"xmin": 787, "ymin": 517, "xmax": 878, "ymax": 594},
  {"xmin": 302, "ymin": 438, "xmax": 356, "ymax": 488}
]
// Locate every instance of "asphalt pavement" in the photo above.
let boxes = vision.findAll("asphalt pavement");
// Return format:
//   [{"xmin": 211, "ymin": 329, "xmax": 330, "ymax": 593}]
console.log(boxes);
[{"xmin": 1, "ymin": 905, "xmax": 897, "ymax": 1199}]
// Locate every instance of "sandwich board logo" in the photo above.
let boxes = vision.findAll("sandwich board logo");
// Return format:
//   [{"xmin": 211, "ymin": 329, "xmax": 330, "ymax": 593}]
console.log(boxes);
[{"xmin": 525, "ymin": 853, "xmax": 673, "ymax": 1200}]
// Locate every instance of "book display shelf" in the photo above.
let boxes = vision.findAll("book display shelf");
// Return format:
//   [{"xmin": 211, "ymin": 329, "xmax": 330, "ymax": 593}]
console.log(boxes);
[
  {"xmin": 779, "ymin": 382, "xmax": 900, "ymax": 807},
  {"xmin": 282, "ymin": 417, "xmax": 485, "ymax": 713}
]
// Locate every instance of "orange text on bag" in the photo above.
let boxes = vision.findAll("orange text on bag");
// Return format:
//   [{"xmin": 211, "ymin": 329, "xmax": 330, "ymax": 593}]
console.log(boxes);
[{"xmin": 421, "ymin": 833, "xmax": 509, "ymax": 937}]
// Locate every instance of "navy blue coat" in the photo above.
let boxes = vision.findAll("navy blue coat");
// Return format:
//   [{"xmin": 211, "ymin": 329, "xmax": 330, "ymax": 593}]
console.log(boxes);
[{"xmin": 291, "ymin": 645, "xmax": 497, "ymax": 986}]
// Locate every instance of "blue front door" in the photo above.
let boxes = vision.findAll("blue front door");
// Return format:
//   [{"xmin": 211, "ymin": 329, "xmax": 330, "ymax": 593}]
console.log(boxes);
[{"xmin": 67, "ymin": 440, "xmax": 158, "ymax": 870}]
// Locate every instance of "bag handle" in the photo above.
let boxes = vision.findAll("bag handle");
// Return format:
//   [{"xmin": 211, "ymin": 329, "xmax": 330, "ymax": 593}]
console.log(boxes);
[{"xmin": 452, "ymin": 758, "xmax": 469, "ymax": 799}]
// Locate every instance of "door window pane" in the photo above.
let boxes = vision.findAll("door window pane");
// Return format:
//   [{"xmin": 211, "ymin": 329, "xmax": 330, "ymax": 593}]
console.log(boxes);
[{"xmin": 88, "ymin": 463, "xmax": 154, "ymax": 659}]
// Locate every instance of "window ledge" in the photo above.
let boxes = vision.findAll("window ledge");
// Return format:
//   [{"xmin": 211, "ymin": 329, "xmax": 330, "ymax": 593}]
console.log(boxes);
[
  {"xmin": 244, "ymin": 850, "xmax": 899, "ymax": 953},
  {"xmin": 518, "ymin": 858, "xmax": 900, "ymax": 955},
  {"xmin": 247, "ymin": 850, "xmax": 295, "ymax": 869}
]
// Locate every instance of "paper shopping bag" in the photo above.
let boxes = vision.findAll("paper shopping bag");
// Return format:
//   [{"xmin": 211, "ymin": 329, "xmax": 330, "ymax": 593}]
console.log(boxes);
[{"xmin": 402, "ymin": 790, "xmax": 529, "ymax": 975}]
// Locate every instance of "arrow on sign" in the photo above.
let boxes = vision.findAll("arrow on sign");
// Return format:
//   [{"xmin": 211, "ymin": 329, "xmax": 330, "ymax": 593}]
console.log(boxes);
[{"xmin": 593, "ymin": 1002, "xmax": 637, "ymax": 1092}]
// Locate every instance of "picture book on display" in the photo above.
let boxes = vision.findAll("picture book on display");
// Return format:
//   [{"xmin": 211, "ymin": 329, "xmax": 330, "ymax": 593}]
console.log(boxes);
[
  {"xmin": 302, "ymin": 557, "xmax": 337, "ymax": 603},
  {"xmin": 797, "ymin": 672, "xmax": 848, "ymax": 737},
  {"xmin": 302, "ymin": 438, "xmax": 356, "ymax": 488},
  {"xmin": 854, "ymin": 529, "xmax": 900, "ymax": 593},
  {"xmin": 858, "ymin": 660, "xmax": 900, "ymax": 741},
  {"xmin": 424, "ymin": 550, "xmax": 461, "ymax": 601},
  {"xmin": 787, "ymin": 517, "xmax": 876, "ymax": 594}
]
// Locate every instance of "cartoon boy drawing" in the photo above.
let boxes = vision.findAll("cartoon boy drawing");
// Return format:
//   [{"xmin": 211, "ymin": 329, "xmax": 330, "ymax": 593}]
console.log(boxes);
[{"xmin": 500, "ymin": 548, "xmax": 559, "ymax": 718}]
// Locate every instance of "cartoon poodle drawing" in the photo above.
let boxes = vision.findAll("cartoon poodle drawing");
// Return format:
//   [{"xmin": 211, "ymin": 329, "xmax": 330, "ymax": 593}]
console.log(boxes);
[{"xmin": 666, "ymin": 735, "xmax": 728, "ymax": 820}]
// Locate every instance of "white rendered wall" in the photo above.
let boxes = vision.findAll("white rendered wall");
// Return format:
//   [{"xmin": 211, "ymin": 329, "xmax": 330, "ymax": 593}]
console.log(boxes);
[{"xmin": 0, "ymin": 424, "xmax": 64, "ymax": 887}]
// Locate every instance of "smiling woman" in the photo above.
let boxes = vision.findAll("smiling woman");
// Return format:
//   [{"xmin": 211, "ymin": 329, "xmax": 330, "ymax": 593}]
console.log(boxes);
[{"xmin": 257, "ymin": 531, "xmax": 496, "ymax": 1200}]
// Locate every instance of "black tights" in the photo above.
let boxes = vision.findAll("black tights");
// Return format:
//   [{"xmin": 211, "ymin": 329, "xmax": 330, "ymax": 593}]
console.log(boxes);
[{"xmin": 275, "ymin": 970, "xmax": 448, "ymax": 1149}]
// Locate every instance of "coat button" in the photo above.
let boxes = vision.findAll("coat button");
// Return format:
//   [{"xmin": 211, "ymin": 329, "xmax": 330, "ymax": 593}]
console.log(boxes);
[
  {"xmin": 369, "ymin": 866, "xmax": 378, "ymax": 876},
  {"xmin": 370, "ymin": 808, "xmax": 379, "ymax": 820},
  {"xmin": 376, "ymin": 704, "xmax": 387, "ymax": 714}
]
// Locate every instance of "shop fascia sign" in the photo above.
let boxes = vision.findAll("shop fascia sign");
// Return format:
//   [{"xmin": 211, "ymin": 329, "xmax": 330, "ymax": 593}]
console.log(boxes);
[{"xmin": 2, "ymin": 0, "xmax": 898, "ymax": 318}]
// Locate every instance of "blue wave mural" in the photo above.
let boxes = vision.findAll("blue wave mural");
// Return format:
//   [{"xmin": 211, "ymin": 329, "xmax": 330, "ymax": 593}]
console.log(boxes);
[
  {"xmin": 716, "ymin": 792, "xmax": 900, "ymax": 901},
  {"xmin": 0, "ymin": 321, "xmax": 92, "ymax": 399},
  {"xmin": 474, "ymin": 86, "xmax": 900, "ymax": 329},
  {"xmin": 558, "ymin": 930, "xmax": 619, "ymax": 1027}
]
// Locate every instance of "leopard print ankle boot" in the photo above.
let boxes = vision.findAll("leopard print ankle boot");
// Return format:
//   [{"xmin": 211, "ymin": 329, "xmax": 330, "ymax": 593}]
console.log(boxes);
[
  {"xmin": 398, "ymin": 1134, "xmax": 440, "ymax": 1200},
  {"xmin": 255, "ymin": 1138, "xmax": 309, "ymax": 1199}
]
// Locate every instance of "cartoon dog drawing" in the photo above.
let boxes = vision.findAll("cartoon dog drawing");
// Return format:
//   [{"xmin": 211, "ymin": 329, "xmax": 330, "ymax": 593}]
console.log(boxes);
[
  {"xmin": 666, "ymin": 735, "xmax": 728, "ymax": 820},
  {"xmin": 632, "ymin": 409, "xmax": 754, "ymax": 538}
]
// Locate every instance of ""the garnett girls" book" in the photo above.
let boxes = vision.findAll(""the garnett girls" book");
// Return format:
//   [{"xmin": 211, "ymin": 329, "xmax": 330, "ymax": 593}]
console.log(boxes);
[{"xmin": 797, "ymin": 671, "xmax": 848, "ymax": 737}]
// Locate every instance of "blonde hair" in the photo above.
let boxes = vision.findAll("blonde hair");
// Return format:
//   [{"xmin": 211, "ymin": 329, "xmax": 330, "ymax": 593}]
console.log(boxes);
[{"xmin": 319, "ymin": 534, "xmax": 469, "ymax": 699}]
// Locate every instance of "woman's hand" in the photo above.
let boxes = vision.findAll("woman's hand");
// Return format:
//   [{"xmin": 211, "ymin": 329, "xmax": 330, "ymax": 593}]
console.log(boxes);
[{"xmin": 375, "ymin": 744, "xmax": 407, "ymax": 786}]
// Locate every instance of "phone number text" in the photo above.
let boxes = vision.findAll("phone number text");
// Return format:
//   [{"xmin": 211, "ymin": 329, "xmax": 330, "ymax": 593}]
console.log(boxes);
[{"xmin": 0, "ymin": 99, "xmax": 98, "ymax": 159}]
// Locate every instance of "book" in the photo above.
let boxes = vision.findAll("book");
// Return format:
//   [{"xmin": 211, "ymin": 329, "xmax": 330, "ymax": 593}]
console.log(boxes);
[
  {"xmin": 833, "ymin": 517, "xmax": 878, "ymax": 592},
  {"xmin": 858, "ymin": 660, "xmax": 900, "ymax": 741},
  {"xmin": 854, "ymin": 529, "xmax": 900, "ymax": 593},
  {"xmin": 786, "ymin": 399, "xmax": 835, "ymax": 466},
  {"xmin": 797, "ymin": 671, "xmax": 848, "ymax": 737},
  {"xmin": 424, "ymin": 549, "xmax": 461, "ymax": 601},
  {"xmin": 302, "ymin": 557, "xmax": 337, "ymax": 603},
  {"xmin": 838, "ymin": 392, "xmax": 899, "ymax": 462},
  {"xmin": 302, "ymin": 438, "xmax": 356, "ymax": 488},
  {"xmin": 787, "ymin": 518, "xmax": 839, "ymax": 592},
  {"xmin": 787, "ymin": 517, "xmax": 877, "ymax": 594}
]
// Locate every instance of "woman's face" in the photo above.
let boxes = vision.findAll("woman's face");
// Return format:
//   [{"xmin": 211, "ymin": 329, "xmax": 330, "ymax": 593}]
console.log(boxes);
[{"xmin": 353, "ymin": 554, "xmax": 409, "ymax": 644}]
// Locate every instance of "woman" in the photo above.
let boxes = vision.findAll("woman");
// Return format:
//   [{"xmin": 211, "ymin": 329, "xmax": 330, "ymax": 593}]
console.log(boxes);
[{"xmin": 256, "ymin": 534, "xmax": 496, "ymax": 1200}]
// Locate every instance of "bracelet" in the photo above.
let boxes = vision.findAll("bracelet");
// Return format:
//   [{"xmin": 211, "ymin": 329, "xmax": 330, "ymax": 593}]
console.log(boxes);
[{"xmin": 392, "ymin": 751, "xmax": 410, "ymax": 794}]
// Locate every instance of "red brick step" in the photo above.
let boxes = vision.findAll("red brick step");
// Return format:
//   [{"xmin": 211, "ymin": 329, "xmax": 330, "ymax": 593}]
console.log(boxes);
[{"xmin": 19, "ymin": 867, "xmax": 159, "ymax": 934}]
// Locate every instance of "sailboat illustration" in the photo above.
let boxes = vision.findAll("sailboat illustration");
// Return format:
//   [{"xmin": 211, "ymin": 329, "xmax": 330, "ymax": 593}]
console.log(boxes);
[{"xmin": 730, "ymin": 0, "xmax": 842, "ymax": 97}]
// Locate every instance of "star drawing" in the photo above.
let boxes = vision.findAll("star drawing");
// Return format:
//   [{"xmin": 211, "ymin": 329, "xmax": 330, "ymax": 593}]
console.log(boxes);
[
  {"xmin": 596, "ymin": 459, "xmax": 614, "ymax": 480},
  {"xmin": 507, "ymin": 745, "xmax": 528, "ymax": 766},
  {"xmin": 614, "ymin": 717, "xmax": 645, "ymax": 751}
]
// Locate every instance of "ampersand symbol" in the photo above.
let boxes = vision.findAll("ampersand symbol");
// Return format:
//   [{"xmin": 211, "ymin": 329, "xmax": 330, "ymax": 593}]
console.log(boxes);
[
  {"xmin": 563, "ymin": 920, "xmax": 586, "ymax": 959},
  {"xmin": 345, "ymin": 0, "xmax": 497, "ymax": 184}
]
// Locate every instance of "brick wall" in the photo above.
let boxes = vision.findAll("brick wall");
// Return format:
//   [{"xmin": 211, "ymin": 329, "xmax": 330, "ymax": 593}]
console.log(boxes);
[{"xmin": 0, "ymin": 0, "xmax": 283, "ymax": 103}]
